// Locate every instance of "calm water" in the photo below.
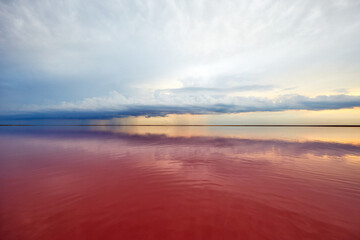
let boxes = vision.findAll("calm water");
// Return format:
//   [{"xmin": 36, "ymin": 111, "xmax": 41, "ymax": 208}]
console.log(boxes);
[{"xmin": 0, "ymin": 126, "xmax": 360, "ymax": 240}]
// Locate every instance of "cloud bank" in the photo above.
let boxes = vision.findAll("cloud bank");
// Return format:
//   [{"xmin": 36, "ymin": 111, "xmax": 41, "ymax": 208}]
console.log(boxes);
[{"xmin": 2, "ymin": 91, "xmax": 359, "ymax": 120}]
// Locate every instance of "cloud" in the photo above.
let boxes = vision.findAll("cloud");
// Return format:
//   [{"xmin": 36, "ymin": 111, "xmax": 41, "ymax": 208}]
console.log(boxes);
[
  {"xmin": 1, "ymin": 0, "xmax": 360, "ymax": 112},
  {"xmin": 1, "ymin": 91, "xmax": 360, "ymax": 120},
  {"xmin": 154, "ymin": 85, "xmax": 274, "ymax": 95}
]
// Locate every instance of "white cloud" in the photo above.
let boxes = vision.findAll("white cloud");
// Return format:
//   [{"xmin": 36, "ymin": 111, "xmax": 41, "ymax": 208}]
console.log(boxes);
[{"xmin": 1, "ymin": 0, "xmax": 360, "ymax": 111}]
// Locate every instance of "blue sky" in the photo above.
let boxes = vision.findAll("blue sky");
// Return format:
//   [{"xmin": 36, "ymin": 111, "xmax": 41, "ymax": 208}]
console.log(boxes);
[{"xmin": 1, "ymin": 0, "xmax": 360, "ymax": 123}]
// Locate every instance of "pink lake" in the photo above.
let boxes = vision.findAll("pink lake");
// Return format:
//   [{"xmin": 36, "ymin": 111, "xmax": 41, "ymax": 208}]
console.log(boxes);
[{"xmin": 0, "ymin": 126, "xmax": 360, "ymax": 240}]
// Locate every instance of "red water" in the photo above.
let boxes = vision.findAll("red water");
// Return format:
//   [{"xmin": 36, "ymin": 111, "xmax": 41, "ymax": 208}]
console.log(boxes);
[{"xmin": 0, "ymin": 127, "xmax": 360, "ymax": 240}]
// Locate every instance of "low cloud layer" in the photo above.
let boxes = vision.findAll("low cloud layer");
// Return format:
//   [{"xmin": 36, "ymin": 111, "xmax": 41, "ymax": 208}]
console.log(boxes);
[{"xmin": 2, "ymin": 91, "xmax": 359, "ymax": 120}]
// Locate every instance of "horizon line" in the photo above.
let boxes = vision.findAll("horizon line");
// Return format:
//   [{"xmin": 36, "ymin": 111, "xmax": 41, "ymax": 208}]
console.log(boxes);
[{"xmin": 1, "ymin": 124, "xmax": 360, "ymax": 127}]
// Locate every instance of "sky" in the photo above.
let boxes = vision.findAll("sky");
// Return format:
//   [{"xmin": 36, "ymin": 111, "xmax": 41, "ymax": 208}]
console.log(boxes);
[{"xmin": 0, "ymin": 0, "xmax": 360, "ymax": 124}]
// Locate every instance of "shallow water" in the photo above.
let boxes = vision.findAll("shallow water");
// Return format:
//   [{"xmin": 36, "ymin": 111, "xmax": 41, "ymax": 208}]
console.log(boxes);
[{"xmin": 0, "ymin": 126, "xmax": 360, "ymax": 240}]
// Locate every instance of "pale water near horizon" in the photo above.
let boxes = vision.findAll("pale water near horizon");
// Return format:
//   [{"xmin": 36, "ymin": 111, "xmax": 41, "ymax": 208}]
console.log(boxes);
[{"xmin": 1, "ymin": 126, "xmax": 360, "ymax": 239}]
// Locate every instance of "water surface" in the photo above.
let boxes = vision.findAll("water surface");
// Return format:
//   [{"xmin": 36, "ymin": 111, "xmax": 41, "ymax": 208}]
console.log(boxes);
[{"xmin": 0, "ymin": 126, "xmax": 359, "ymax": 239}]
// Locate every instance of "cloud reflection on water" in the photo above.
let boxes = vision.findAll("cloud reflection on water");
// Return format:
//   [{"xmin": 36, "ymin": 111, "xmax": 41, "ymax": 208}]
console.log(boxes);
[{"xmin": 0, "ymin": 126, "xmax": 360, "ymax": 239}]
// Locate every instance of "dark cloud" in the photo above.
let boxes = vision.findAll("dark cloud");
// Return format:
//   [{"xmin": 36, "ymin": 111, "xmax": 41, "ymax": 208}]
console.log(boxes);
[{"xmin": 1, "ymin": 94, "xmax": 359, "ymax": 120}]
